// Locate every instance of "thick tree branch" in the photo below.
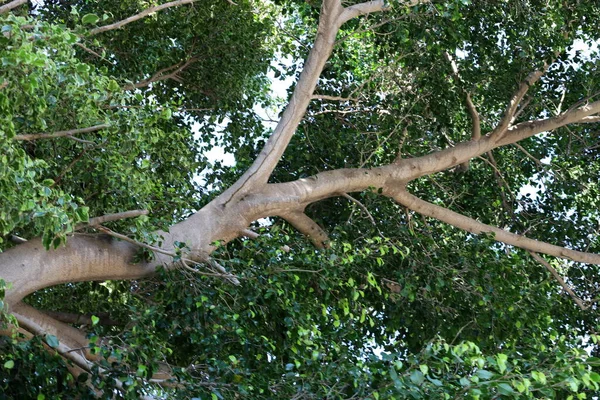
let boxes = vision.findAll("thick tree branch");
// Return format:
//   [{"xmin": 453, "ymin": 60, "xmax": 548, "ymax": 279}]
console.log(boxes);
[
  {"xmin": 0, "ymin": 0, "xmax": 26, "ymax": 14},
  {"xmin": 13, "ymin": 124, "xmax": 110, "ymax": 141},
  {"xmin": 497, "ymin": 99, "xmax": 600, "ymax": 146},
  {"xmin": 90, "ymin": 0, "xmax": 199, "ymax": 35},
  {"xmin": 280, "ymin": 212, "xmax": 330, "ymax": 249},
  {"xmin": 217, "ymin": 0, "xmax": 422, "ymax": 205},
  {"xmin": 391, "ymin": 189, "xmax": 600, "ymax": 265},
  {"xmin": 528, "ymin": 252, "xmax": 587, "ymax": 310},
  {"xmin": 12, "ymin": 303, "xmax": 94, "ymax": 363}
]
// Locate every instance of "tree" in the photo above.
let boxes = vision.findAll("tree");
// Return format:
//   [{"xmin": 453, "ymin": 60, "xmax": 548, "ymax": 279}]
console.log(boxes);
[{"xmin": 1, "ymin": 0, "xmax": 600, "ymax": 398}]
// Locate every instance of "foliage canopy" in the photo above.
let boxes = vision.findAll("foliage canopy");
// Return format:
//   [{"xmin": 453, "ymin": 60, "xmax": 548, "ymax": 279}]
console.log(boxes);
[{"xmin": 1, "ymin": 0, "xmax": 600, "ymax": 398}]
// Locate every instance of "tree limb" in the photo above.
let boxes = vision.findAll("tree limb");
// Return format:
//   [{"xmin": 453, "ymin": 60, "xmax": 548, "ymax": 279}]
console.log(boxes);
[
  {"xmin": 13, "ymin": 124, "xmax": 110, "ymax": 141},
  {"xmin": 280, "ymin": 212, "xmax": 330, "ymax": 249},
  {"xmin": 390, "ymin": 189, "xmax": 600, "ymax": 265},
  {"xmin": 0, "ymin": 0, "xmax": 27, "ymax": 14},
  {"xmin": 90, "ymin": 0, "xmax": 199, "ymax": 35},
  {"xmin": 216, "ymin": 0, "xmax": 411, "ymax": 205}
]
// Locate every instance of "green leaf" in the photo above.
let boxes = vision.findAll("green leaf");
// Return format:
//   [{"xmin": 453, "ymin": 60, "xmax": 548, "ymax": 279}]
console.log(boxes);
[
  {"xmin": 497, "ymin": 383, "xmax": 514, "ymax": 395},
  {"xmin": 45, "ymin": 334, "xmax": 59, "ymax": 348},
  {"xmin": 4, "ymin": 360, "xmax": 14, "ymax": 369},
  {"xmin": 476, "ymin": 370, "xmax": 494, "ymax": 380},
  {"xmin": 91, "ymin": 315, "xmax": 99, "ymax": 326},
  {"xmin": 410, "ymin": 370, "xmax": 425, "ymax": 385},
  {"xmin": 81, "ymin": 14, "xmax": 100, "ymax": 25}
]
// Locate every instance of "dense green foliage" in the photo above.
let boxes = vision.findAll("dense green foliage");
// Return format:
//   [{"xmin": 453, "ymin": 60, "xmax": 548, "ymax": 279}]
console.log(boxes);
[{"xmin": 1, "ymin": 0, "xmax": 600, "ymax": 398}]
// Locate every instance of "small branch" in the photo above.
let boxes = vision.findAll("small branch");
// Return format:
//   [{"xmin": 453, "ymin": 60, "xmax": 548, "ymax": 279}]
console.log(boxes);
[
  {"xmin": 240, "ymin": 229, "xmax": 259, "ymax": 239},
  {"xmin": 312, "ymin": 94, "xmax": 358, "ymax": 102},
  {"xmin": 477, "ymin": 151, "xmax": 515, "ymax": 217},
  {"xmin": 490, "ymin": 64, "xmax": 550, "ymax": 140},
  {"xmin": 52, "ymin": 148, "xmax": 90, "ymax": 188},
  {"xmin": 281, "ymin": 212, "xmax": 330, "ymax": 249},
  {"xmin": 74, "ymin": 42, "xmax": 112, "ymax": 64},
  {"xmin": 391, "ymin": 189, "xmax": 600, "ymax": 265},
  {"xmin": 124, "ymin": 57, "xmax": 197, "ymax": 90},
  {"xmin": 90, "ymin": 0, "xmax": 199, "ymax": 35},
  {"xmin": 528, "ymin": 252, "xmax": 587, "ymax": 310},
  {"xmin": 512, "ymin": 143, "xmax": 544, "ymax": 167},
  {"xmin": 41, "ymin": 310, "xmax": 120, "ymax": 326},
  {"xmin": 96, "ymin": 225, "xmax": 240, "ymax": 284},
  {"xmin": 341, "ymin": 193, "xmax": 376, "ymax": 225},
  {"xmin": 0, "ymin": 0, "xmax": 27, "ymax": 14},
  {"xmin": 85, "ymin": 210, "xmax": 148, "ymax": 228},
  {"xmin": 13, "ymin": 124, "xmax": 110, "ymax": 142}
]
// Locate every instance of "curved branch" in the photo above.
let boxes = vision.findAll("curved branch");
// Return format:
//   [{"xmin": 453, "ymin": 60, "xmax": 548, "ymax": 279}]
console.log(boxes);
[
  {"xmin": 391, "ymin": 189, "xmax": 600, "ymax": 265},
  {"xmin": 12, "ymin": 303, "xmax": 95, "ymax": 367},
  {"xmin": 280, "ymin": 212, "xmax": 330, "ymax": 249}
]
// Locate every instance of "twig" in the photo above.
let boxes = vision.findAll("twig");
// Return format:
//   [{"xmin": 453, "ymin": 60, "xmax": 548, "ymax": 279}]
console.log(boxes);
[
  {"xmin": 512, "ymin": 143, "xmax": 543, "ymax": 167},
  {"xmin": 95, "ymin": 225, "xmax": 240, "ymax": 284},
  {"xmin": 270, "ymin": 268, "xmax": 323, "ymax": 274},
  {"xmin": 52, "ymin": 148, "xmax": 90, "ymax": 187},
  {"xmin": 13, "ymin": 124, "xmax": 110, "ymax": 141},
  {"xmin": 444, "ymin": 51, "xmax": 481, "ymax": 171},
  {"xmin": 528, "ymin": 251, "xmax": 587, "ymax": 310},
  {"xmin": 341, "ymin": 193, "xmax": 376, "ymax": 225}
]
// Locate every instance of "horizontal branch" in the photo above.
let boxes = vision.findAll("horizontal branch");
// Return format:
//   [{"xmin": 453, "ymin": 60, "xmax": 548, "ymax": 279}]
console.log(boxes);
[
  {"xmin": 90, "ymin": 0, "xmax": 198, "ymax": 35},
  {"xmin": 76, "ymin": 210, "xmax": 148, "ymax": 230},
  {"xmin": 13, "ymin": 124, "xmax": 110, "ymax": 141},
  {"xmin": 391, "ymin": 189, "xmax": 600, "ymax": 265},
  {"xmin": 0, "ymin": 0, "xmax": 27, "ymax": 14}
]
